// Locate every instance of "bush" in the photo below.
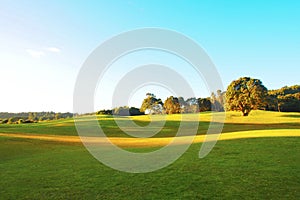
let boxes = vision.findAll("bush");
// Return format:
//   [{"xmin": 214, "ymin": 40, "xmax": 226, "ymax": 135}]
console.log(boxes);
[
  {"xmin": 97, "ymin": 109, "xmax": 113, "ymax": 115},
  {"xmin": 112, "ymin": 106, "xmax": 144, "ymax": 116},
  {"xmin": 1, "ymin": 119, "xmax": 8, "ymax": 124}
]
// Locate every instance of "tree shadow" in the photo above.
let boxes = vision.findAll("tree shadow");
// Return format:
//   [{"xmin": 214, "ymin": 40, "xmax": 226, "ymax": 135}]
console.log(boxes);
[
  {"xmin": 98, "ymin": 118, "xmax": 300, "ymax": 137},
  {"xmin": 280, "ymin": 114, "xmax": 300, "ymax": 118}
]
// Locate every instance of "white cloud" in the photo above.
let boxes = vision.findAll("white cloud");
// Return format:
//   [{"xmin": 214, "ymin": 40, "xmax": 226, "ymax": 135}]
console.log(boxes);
[
  {"xmin": 26, "ymin": 46, "xmax": 61, "ymax": 58},
  {"xmin": 26, "ymin": 49, "xmax": 45, "ymax": 58},
  {"xmin": 46, "ymin": 47, "xmax": 61, "ymax": 53}
]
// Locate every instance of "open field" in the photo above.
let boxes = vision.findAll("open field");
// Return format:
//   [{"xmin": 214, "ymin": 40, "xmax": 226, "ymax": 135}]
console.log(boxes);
[
  {"xmin": 0, "ymin": 111, "xmax": 300, "ymax": 199},
  {"xmin": 1, "ymin": 110, "xmax": 299, "ymax": 138}
]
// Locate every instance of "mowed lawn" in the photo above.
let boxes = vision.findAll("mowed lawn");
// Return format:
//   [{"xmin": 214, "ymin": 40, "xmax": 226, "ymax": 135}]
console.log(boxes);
[
  {"xmin": 0, "ymin": 111, "xmax": 300, "ymax": 199},
  {"xmin": 0, "ymin": 110, "xmax": 299, "ymax": 137}
]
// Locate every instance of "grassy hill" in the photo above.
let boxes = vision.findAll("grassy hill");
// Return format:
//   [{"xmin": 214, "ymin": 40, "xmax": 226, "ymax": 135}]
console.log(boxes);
[{"xmin": 0, "ymin": 110, "xmax": 299, "ymax": 199}]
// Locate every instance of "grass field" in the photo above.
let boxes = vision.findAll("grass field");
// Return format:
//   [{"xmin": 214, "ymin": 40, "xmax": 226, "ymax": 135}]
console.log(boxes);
[{"xmin": 0, "ymin": 111, "xmax": 300, "ymax": 199}]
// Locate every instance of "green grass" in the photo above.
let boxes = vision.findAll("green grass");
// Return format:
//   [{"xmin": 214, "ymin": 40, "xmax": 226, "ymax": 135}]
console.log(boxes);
[
  {"xmin": 0, "ymin": 136, "xmax": 299, "ymax": 199},
  {"xmin": 0, "ymin": 110, "xmax": 300, "ymax": 199},
  {"xmin": 1, "ymin": 111, "xmax": 299, "ymax": 137}
]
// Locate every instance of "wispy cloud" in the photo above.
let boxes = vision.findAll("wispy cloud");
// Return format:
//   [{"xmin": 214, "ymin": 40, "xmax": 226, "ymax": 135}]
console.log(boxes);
[
  {"xmin": 26, "ymin": 49, "xmax": 45, "ymax": 58},
  {"xmin": 26, "ymin": 46, "xmax": 61, "ymax": 58},
  {"xmin": 46, "ymin": 47, "xmax": 61, "ymax": 53}
]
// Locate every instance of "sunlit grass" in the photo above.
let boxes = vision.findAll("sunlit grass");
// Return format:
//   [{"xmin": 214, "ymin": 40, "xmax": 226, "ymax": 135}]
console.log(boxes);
[
  {"xmin": 0, "ymin": 111, "xmax": 299, "ymax": 138},
  {"xmin": 0, "ymin": 110, "xmax": 299, "ymax": 199}
]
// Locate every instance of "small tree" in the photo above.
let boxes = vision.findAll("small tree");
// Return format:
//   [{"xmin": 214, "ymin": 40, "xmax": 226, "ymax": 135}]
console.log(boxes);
[
  {"xmin": 28, "ymin": 112, "xmax": 34, "ymax": 121},
  {"xmin": 198, "ymin": 98, "xmax": 212, "ymax": 112},
  {"xmin": 163, "ymin": 96, "xmax": 181, "ymax": 114},
  {"xmin": 140, "ymin": 93, "xmax": 163, "ymax": 114},
  {"xmin": 184, "ymin": 97, "xmax": 199, "ymax": 113},
  {"xmin": 226, "ymin": 77, "xmax": 268, "ymax": 116},
  {"xmin": 8, "ymin": 118, "xmax": 14, "ymax": 124}
]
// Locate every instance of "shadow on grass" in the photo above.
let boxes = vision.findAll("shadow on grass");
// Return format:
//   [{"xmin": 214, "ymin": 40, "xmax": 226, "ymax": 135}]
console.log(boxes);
[
  {"xmin": 1, "ymin": 117, "xmax": 299, "ymax": 138},
  {"xmin": 98, "ymin": 119, "xmax": 300, "ymax": 137},
  {"xmin": 281, "ymin": 114, "xmax": 300, "ymax": 118}
]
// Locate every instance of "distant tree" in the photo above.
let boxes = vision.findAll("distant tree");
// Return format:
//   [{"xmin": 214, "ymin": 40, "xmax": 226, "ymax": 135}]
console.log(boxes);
[
  {"xmin": 129, "ymin": 107, "xmax": 144, "ymax": 116},
  {"xmin": 55, "ymin": 113, "xmax": 60, "ymax": 120},
  {"xmin": 265, "ymin": 94, "xmax": 279, "ymax": 111},
  {"xmin": 28, "ymin": 112, "xmax": 34, "ymax": 121},
  {"xmin": 217, "ymin": 90, "xmax": 226, "ymax": 111},
  {"xmin": 178, "ymin": 97, "xmax": 187, "ymax": 108},
  {"xmin": 266, "ymin": 85, "xmax": 300, "ymax": 112},
  {"xmin": 184, "ymin": 97, "xmax": 199, "ymax": 113},
  {"xmin": 269, "ymin": 85, "xmax": 300, "ymax": 96},
  {"xmin": 211, "ymin": 91, "xmax": 224, "ymax": 112},
  {"xmin": 277, "ymin": 93, "xmax": 300, "ymax": 112},
  {"xmin": 33, "ymin": 112, "xmax": 38, "ymax": 121},
  {"xmin": 97, "ymin": 109, "xmax": 113, "ymax": 115},
  {"xmin": 164, "ymin": 96, "xmax": 181, "ymax": 114},
  {"xmin": 113, "ymin": 106, "xmax": 129, "ymax": 116},
  {"xmin": 112, "ymin": 106, "xmax": 144, "ymax": 116},
  {"xmin": 1, "ymin": 119, "xmax": 8, "ymax": 124},
  {"xmin": 140, "ymin": 94, "xmax": 163, "ymax": 114},
  {"xmin": 8, "ymin": 117, "xmax": 14, "ymax": 124},
  {"xmin": 0, "ymin": 112, "xmax": 73, "ymax": 123},
  {"xmin": 226, "ymin": 77, "xmax": 268, "ymax": 116},
  {"xmin": 198, "ymin": 98, "xmax": 212, "ymax": 112}
]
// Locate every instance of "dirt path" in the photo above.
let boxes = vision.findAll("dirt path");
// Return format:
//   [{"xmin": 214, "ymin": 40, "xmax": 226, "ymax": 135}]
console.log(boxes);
[{"xmin": 1, "ymin": 129, "xmax": 300, "ymax": 147}]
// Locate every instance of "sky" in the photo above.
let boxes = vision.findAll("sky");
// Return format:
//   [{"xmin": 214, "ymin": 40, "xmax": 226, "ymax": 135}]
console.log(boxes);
[{"xmin": 0, "ymin": 0, "xmax": 299, "ymax": 112}]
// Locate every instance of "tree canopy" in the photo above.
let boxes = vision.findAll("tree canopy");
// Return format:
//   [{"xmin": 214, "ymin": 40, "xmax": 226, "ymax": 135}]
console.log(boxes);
[
  {"xmin": 140, "ymin": 93, "xmax": 163, "ymax": 114},
  {"xmin": 164, "ymin": 96, "xmax": 181, "ymax": 114},
  {"xmin": 226, "ymin": 77, "xmax": 268, "ymax": 116},
  {"xmin": 266, "ymin": 85, "xmax": 300, "ymax": 112}
]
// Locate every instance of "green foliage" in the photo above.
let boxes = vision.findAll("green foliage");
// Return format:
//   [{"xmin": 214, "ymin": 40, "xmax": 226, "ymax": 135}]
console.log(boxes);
[
  {"xmin": 0, "ymin": 109, "xmax": 299, "ymax": 194},
  {"xmin": 163, "ymin": 96, "xmax": 181, "ymax": 114},
  {"xmin": 278, "ymin": 93, "xmax": 300, "ymax": 112},
  {"xmin": 128, "ymin": 107, "xmax": 145, "ymax": 116},
  {"xmin": 178, "ymin": 97, "xmax": 186, "ymax": 107},
  {"xmin": 0, "ymin": 112, "xmax": 74, "ymax": 124},
  {"xmin": 113, "ymin": 106, "xmax": 129, "ymax": 116},
  {"xmin": 7, "ymin": 118, "xmax": 14, "ymax": 124},
  {"xmin": 183, "ymin": 97, "xmax": 198, "ymax": 113},
  {"xmin": 96, "ymin": 109, "xmax": 113, "ymax": 115},
  {"xmin": 198, "ymin": 98, "xmax": 212, "ymax": 112},
  {"xmin": 28, "ymin": 112, "xmax": 34, "ymax": 121},
  {"xmin": 266, "ymin": 85, "xmax": 300, "ymax": 112},
  {"xmin": 268, "ymin": 85, "xmax": 300, "ymax": 96},
  {"xmin": 140, "ymin": 93, "xmax": 163, "ymax": 114},
  {"xmin": 226, "ymin": 77, "xmax": 268, "ymax": 116},
  {"xmin": 1, "ymin": 119, "xmax": 8, "ymax": 124},
  {"xmin": 211, "ymin": 90, "xmax": 225, "ymax": 112},
  {"xmin": 112, "ymin": 106, "xmax": 144, "ymax": 116}
]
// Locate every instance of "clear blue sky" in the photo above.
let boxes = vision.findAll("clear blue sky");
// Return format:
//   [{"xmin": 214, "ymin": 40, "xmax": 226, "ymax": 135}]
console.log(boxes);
[{"xmin": 0, "ymin": 0, "xmax": 299, "ymax": 112}]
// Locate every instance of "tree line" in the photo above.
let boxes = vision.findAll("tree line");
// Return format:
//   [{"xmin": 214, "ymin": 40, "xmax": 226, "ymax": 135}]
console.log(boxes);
[
  {"xmin": 1, "ymin": 77, "xmax": 299, "ymax": 122},
  {"xmin": 0, "ymin": 112, "xmax": 73, "ymax": 124},
  {"xmin": 102, "ymin": 77, "xmax": 299, "ymax": 117}
]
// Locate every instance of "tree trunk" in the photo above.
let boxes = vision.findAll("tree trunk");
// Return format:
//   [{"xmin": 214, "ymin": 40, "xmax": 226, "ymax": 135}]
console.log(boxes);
[{"xmin": 242, "ymin": 110, "xmax": 250, "ymax": 116}]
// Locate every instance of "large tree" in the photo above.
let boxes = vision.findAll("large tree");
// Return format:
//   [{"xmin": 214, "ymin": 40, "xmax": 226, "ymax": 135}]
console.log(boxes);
[
  {"xmin": 226, "ymin": 77, "xmax": 268, "ymax": 116},
  {"xmin": 140, "ymin": 93, "xmax": 163, "ymax": 114},
  {"xmin": 163, "ymin": 96, "xmax": 181, "ymax": 114}
]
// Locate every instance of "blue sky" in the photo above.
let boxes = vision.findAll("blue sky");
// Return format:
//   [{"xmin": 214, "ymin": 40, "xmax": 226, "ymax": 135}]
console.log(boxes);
[{"xmin": 0, "ymin": 0, "xmax": 299, "ymax": 112}]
